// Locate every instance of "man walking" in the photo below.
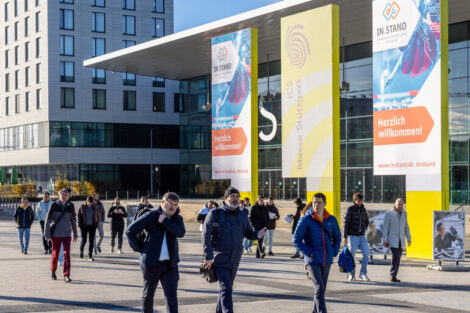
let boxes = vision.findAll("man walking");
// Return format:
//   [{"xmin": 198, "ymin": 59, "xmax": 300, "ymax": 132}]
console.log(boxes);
[
  {"xmin": 343, "ymin": 192, "xmax": 370, "ymax": 281},
  {"xmin": 202, "ymin": 187, "xmax": 266, "ymax": 313},
  {"xmin": 44, "ymin": 189, "xmax": 78, "ymax": 282},
  {"xmin": 108, "ymin": 197, "xmax": 128, "ymax": 253},
  {"xmin": 291, "ymin": 198, "xmax": 305, "ymax": 258},
  {"xmin": 249, "ymin": 195, "xmax": 270, "ymax": 258},
  {"xmin": 293, "ymin": 193, "xmax": 341, "ymax": 313},
  {"xmin": 265, "ymin": 196, "xmax": 280, "ymax": 256},
  {"xmin": 78, "ymin": 196, "xmax": 100, "ymax": 261},
  {"xmin": 14, "ymin": 198, "xmax": 35, "ymax": 254},
  {"xmin": 36, "ymin": 192, "xmax": 53, "ymax": 254},
  {"xmin": 126, "ymin": 192, "xmax": 185, "ymax": 313},
  {"xmin": 383, "ymin": 198, "xmax": 411, "ymax": 283},
  {"xmin": 93, "ymin": 193, "xmax": 105, "ymax": 254}
]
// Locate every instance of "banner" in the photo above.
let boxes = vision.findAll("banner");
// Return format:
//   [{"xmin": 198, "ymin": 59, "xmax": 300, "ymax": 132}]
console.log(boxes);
[
  {"xmin": 373, "ymin": 0, "xmax": 442, "ymax": 186},
  {"xmin": 366, "ymin": 210, "xmax": 392, "ymax": 255},
  {"xmin": 433, "ymin": 211, "xmax": 465, "ymax": 261},
  {"xmin": 281, "ymin": 5, "xmax": 340, "ymax": 208},
  {"xmin": 211, "ymin": 29, "xmax": 257, "ymax": 193}
]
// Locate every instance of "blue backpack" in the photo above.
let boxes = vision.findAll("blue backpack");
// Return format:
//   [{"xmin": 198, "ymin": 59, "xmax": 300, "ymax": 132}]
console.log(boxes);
[{"xmin": 338, "ymin": 246, "xmax": 355, "ymax": 273}]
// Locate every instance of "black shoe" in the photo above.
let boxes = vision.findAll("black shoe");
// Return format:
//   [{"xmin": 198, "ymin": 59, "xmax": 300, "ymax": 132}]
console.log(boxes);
[
  {"xmin": 80, "ymin": 252, "xmax": 84, "ymax": 258},
  {"xmin": 268, "ymin": 251, "xmax": 274, "ymax": 256},
  {"xmin": 261, "ymin": 253, "xmax": 266, "ymax": 259},
  {"xmin": 290, "ymin": 254, "xmax": 300, "ymax": 259},
  {"xmin": 256, "ymin": 255, "xmax": 260, "ymax": 258},
  {"xmin": 64, "ymin": 276, "xmax": 72, "ymax": 283},
  {"xmin": 97, "ymin": 247, "xmax": 102, "ymax": 253},
  {"xmin": 48, "ymin": 248, "xmax": 52, "ymax": 254},
  {"xmin": 24, "ymin": 250, "xmax": 28, "ymax": 255},
  {"xmin": 390, "ymin": 277, "xmax": 401, "ymax": 283},
  {"xmin": 51, "ymin": 272, "xmax": 57, "ymax": 280}
]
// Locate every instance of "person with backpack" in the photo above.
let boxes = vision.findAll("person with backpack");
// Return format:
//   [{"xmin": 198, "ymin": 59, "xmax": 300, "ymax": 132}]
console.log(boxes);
[
  {"xmin": 202, "ymin": 187, "xmax": 266, "ymax": 313},
  {"xmin": 342, "ymin": 192, "xmax": 370, "ymax": 281},
  {"xmin": 13, "ymin": 198, "xmax": 35, "ymax": 254},
  {"xmin": 126, "ymin": 192, "xmax": 185, "ymax": 313},
  {"xmin": 249, "ymin": 195, "xmax": 270, "ymax": 258},
  {"xmin": 135, "ymin": 196, "xmax": 154, "ymax": 218},
  {"xmin": 108, "ymin": 197, "xmax": 128, "ymax": 254},
  {"xmin": 293, "ymin": 193, "xmax": 341, "ymax": 313},
  {"xmin": 77, "ymin": 196, "xmax": 101, "ymax": 261},
  {"xmin": 265, "ymin": 196, "xmax": 280, "ymax": 256},
  {"xmin": 290, "ymin": 198, "xmax": 305, "ymax": 258}
]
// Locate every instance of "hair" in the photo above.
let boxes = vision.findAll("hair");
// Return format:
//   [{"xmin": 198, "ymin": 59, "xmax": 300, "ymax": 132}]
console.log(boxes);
[
  {"xmin": 294, "ymin": 198, "xmax": 302, "ymax": 206},
  {"xmin": 66, "ymin": 188, "xmax": 72, "ymax": 194},
  {"xmin": 114, "ymin": 197, "xmax": 120, "ymax": 203},
  {"xmin": 437, "ymin": 222, "xmax": 444, "ymax": 230},
  {"xmin": 44, "ymin": 191, "xmax": 50, "ymax": 196},
  {"xmin": 313, "ymin": 193, "xmax": 327, "ymax": 204},
  {"xmin": 59, "ymin": 188, "xmax": 69, "ymax": 194},
  {"xmin": 244, "ymin": 197, "xmax": 250, "ymax": 201},
  {"xmin": 257, "ymin": 195, "xmax": 263, "ymax": 200},
  {"xmin": 268, "ymin": 196, "xmax": 274, "ymax": 201},
  {"xmin": 163, "ymin": 192, "xmax": 179, "ymax": 203},
  {"xmin": 93, "ymin": 192, "xmax": 99, "ymax": 196},
  {"xmin": 21, "ymin": 197, "xmax": 28, "ymax": 202},
  {"xmin": 353, "ymin": 192, "xmax": 363, "ymax": 201},
  {"xmin": 141, "ymin": 196, "xmax": 148, "ymax": 201},
  {"xmin": 369, "ymin": 220, "xmax": 376, "ymax": 227},
  {"xmin": 86, "ymin": 195, "xmax": 94, "ymax": 203}
]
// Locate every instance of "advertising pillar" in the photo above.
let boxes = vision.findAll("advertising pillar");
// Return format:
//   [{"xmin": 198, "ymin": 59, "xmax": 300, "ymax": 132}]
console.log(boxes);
[
  {"xmin": 373, "ymin": 0, "xmax": 448, "ymax": 259},
  {"xmin": 211, "ymin": 28, "xmax": 258, "ymax": 202},
  {"xmin": 281, "ymin": 5, "xmax": 340, "ymax": 218}
]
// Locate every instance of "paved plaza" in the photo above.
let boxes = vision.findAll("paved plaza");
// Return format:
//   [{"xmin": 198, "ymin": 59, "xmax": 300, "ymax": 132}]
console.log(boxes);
[{"xmin": 1, "ymin": 203, "xmax": 470, "ymax": 313}]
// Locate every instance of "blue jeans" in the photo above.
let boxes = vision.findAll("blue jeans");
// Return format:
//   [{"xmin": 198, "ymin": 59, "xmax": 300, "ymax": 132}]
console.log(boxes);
[
  {"xmin": 243, "ymin": 239, "xmax": 253, "ymax": 251},
  {"xmin": 264, "ymin": 229, "xmax": 275, "ymax": 252},
  {"xmin": 348, "ymin": 235, "xmax": 369, "ymax": 275},
  {"xmin": 18, "ymin": 227, "xmax": 31, "ymax": 252},
  {"xmin": 214, "ymin": 266, "xmax": 238, "ymax": 313},
  {"xmin": 307, "ymin": 264, "xmax": 331, "ymax": 313}
]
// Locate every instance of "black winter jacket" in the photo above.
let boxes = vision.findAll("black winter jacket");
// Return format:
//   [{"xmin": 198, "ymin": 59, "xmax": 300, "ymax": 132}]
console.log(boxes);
[
  {"xmin": 249, "ymin": 203, "xmax": 270, "ymax": 231},
  {"xmin": 292, "ymin": 203, "xmax": 305, "ymax": 234},
  {"xmin": 343, "ymin": 204, "xmax": 369, "ymax": 238},
  {"xmin": 14, "ymin": 206, "xmax": 34, "ymax": 228},
  {"xmin": 266, "ymin": 204, "xmax": 280, "ymax": 230},
  {"xmin": 108, "ymin": 205, "xmax": 128, "ymax": 229}
]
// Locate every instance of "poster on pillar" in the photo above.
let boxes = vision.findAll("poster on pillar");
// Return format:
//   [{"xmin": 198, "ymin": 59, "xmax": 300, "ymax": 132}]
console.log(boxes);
[
  {"xmin": 432, "ymin": 211, "xmax": 465, "ymax": 261},
  {"xmin": 211, "ymin": 28, "xmax": 258, "ymax": 194},
  {"xmin": 281, "ymin": 5, "xmax": 340, "ymax": 210},
  {"xmin": 373, "ymin": 0, "xmax": 443, "ymax": 189}
]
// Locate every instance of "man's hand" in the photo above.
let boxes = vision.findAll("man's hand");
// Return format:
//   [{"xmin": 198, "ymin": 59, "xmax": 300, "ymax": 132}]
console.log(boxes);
[
  {"xmin": 342, "ymin": 238, "xmax": 348, "ymax": 247},
  {"xmin": 257, "ymin": 227, "xmax": 267, "ymax": 239},
  {"xmin": 383, "ymin": 241, "xmax": 390, "ymax": 248},
  {"xmin": 158, "ymin": 213, "xmax": 166, "ymax": 223},
  {"xmin": 203, "ymin": 259, "xmax": 213, "ymax": 270},
  {"xmin": 407, "ymin": 241, "xmax": 411, "ymax": 247},
  {"xmin": 73, "ymin": 237, "xmax": 77, "ymax": 243}
]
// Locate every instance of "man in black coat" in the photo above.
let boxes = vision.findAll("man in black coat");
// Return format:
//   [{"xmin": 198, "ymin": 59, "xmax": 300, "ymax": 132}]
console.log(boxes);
[
  {"xmin": 126, "ymin": 192, "xmax": 185, "ymax": 313},
  {"xmin": 249, "ymin": 195, "xmax": 270, "ymax": 258},
  {"xmin": 108, "ymin": 197, "xmax": 128, "ymax": 254},
  {"xmin": 290, "ymin": 198, "xmax": 305, "ymax": 258}
]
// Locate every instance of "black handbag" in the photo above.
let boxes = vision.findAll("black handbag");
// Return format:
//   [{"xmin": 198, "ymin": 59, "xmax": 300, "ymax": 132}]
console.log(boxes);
[{"xmin": 200, "ymin": 209, "xmax": 220, "ymax": 283}]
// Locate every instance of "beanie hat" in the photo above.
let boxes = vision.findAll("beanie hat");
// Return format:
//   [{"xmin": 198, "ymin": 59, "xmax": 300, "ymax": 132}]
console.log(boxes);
[{"xmin": 224, "ymin": 187, "xmax": 240, "ymax": 199}]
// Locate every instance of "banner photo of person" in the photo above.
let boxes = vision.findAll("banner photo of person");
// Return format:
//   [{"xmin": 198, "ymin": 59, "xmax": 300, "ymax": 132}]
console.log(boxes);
[
  {"xmin": 433, "ymin": 211, "xmax": 465, "ymax": 261},
  {"xmin": 366, "ymin": 210, "xmax": 391, "ymax": 255}
]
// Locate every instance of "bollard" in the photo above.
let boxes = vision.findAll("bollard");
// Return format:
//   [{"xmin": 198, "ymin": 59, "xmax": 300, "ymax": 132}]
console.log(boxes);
[
  {"xmin": 127, "ymin": 190, "xmax": 129, "ymax": 201},
  {"xmin": 105, "ymin": 191, "xmax": 108, "ymax": 201},
  {"xmin": 137, "ymin": 190, "xmax": 140, "ymax": 199}
]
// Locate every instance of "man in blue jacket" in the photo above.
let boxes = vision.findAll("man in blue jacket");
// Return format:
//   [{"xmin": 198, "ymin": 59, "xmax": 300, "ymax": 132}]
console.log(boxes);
[
  {"xmin": 293, "ymin": 193, "xmax": 341, "ymax": 313},
  {"xmin": 126, "ymin": 192, "xmax": 185, "ymax": 313},
  {"xmin": 202, "ymin": 187, "xmax": 266, "ymax": 313}
]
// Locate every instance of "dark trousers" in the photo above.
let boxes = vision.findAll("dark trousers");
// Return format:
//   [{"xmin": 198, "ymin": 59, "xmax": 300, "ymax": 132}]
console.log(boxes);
[
  {"xmin": 80, "ymin": 225, "xmax": 96, "ymax": 258},
  {"xmin": 307, "ymin": 264, "xmax": 331, "ymax": 313},
  {"xmin": 111, "ymin": 226, "xmax": 124, "ymax": 249},
  {"xmin": 142, "ymin": 261, "xmax": 179, "ymax": 313},
  {"xmin": 256, "ymin": 236, "xmax": 265, "ymax": 258},
  {"xmin": 214, "ymin": 266, "xmax": 238, "ymax": 313},
  {"xmin": 390, "ymin": 247, "xmax": 403, "ymax": 279},
  {"xmin": 39, "ymin": 221, "xmax": 52, "ymax": 251}
]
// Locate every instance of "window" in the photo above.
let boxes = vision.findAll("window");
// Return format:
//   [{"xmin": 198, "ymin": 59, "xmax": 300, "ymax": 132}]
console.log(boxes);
[
  {"xmin": 4, "ymin": 26, "xmax": 9, "ymax": 45},
  {"xmin": 24, "ymin": 0, "xmax": 28, "ymax": 11},
  {"xmin": 60, "ymin": 35, "xmax": 74, "ymax": 56},
  {"xmin": 174, "ymin": 93, "xmax": 185, "ymax": 112},
  {"xmin": 35, "ymin": 11, "xmax": 40, "ymax": 32},
  {"xmin": 35, "ymin": 37, "xmax": 40, "ymax": 57},
  {"xmin": 60, "ymin": 61, "xmax": 74, "ymax": 82},
  {"xmin": 5, "ymin": 73, "xmax": 10, "ymax": 92},
  {"xmin": 36, "ymin": 88, "xmax": 41, "ymax": 109},
  {"xmin": 59, "ymin": 0, "xmax": 74, "ymax": 3},
  {"xmin": 5, "ymin": 50, "xmax": 9, "ymax": 68},
  {"xmin": 15, "ymin": 94, "xmax": 20, "ymax": 113},
  {"xmin": 4, "ymin": 3, "xmax": 9, "ymax": 21},
  {"xmin": 25, "ymin": 91, "xmax": 30, "ymax": 111},
  {"xmin": 24, "ymin": 41, "xmax": 29, "ymax": 61},
  {"xmin": 153, "ymin": 92, "xmax": 165, "ymax": 112},
  {"xmin": 122, "ymin": 39, "xmax": 135, "ymax": 48},
  {"xmin": 92, "ymin": 68, "xmax": 106, "ymax": 84},
  {"xmin": 152, "ymin": 77, "xmax": 165, "ymax": 87},
  {"xmin": 92, "ymin": 89, "xmax": 106, "ymax": 109},
  {"xmin": 152, "ymin": 18, "xmax": 164, "ymax": 37},
  {"xmin": 36, "ymin": 63, "xmax": 40, "ymax": 83},
  {"xmin": 24, "ymin": 16, "xmax": 29, "ymax": 36},
  {"xmin": 14, "ymin": 0, "xmax": 17, "ymax": 16},
  {"xmin": 91, "ymin": 37, "xmax": 105, "ymax": 57},
  {"xmin": 123, "ymin": 90, "xmax": 136, "ymax": 110},
  {"xmin": 92, "ymin": 0, "xmax": 105, "ymax": 7},
  {"xmin": 15, "ymin": 70, "xmax": 19, "ymax": 89},
  {"xmin": 14, "ymin": 45, "xmax": 19, "ymax": 64},
  {"xmin": 152, "ymin": 0, "xmax": 164, "ymax": 13},
  {"xmin": 60, "ymin": 87, "xmax": 75, "ymax": 108},
  {"xmin": 5, "ymin": 97, "xmax": 10, "ymax": 116},
  {"xmin": 122, "ymin": 0, "xmax": 134, "ymax": 10},
  {"xmin": 14, "ymin": 22, "xmax": 18, "ymax": 41},
  {"xmin": 92, "ymin": 12, "xmax": 105, "ymax": 32},
  {"xmin": 60, "ymin": 9, "xmax": 74, "ymax": 30},
  {"xmin": 122, "ymin": 73, "xmax": 136, "ymax": 85},
  {"xmin": 25, "ymin": 66, "xmax": 30, "ymax": 86},
  {"xmin": 122, "ymin": 15, "xmax": 135, "ymax": 35}
]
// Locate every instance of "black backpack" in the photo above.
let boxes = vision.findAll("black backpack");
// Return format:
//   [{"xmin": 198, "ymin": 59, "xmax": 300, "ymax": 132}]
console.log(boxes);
[{"xmin": 132, "ymin": 205, "xmax": 153, "ymax": 252}]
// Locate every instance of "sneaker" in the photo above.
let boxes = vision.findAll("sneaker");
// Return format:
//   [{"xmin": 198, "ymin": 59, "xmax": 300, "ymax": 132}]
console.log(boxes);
[
  {"xmin": 88, "ymin": 257, "xmax": 95, "ymax": 262},
  {"xmin": 24, "ymin": 250, "xmax": 28, "ymax": 255},
  {"xmin": 94, "ymin": 248, "xmax": 98, "ymax": 255},
  {"xmin": 59, "ymin": 262, "xmax": 64, "ymax": 266},
  {"xmin": 44, "ymin": 250, "xmax": 48, "ymax": 254},
  {"xmin": 347, "ymin": 274, "xmax": 356, "ymax": 281},
  {"xmin": 290, "ymin": 254, "xmax": 300, "ymax": 259},
  {"xmin": 359, "ymin": 274, "xmax": 370, "ymax": 282},
  {"xmin": 64, "ymin": 276, "xmax": 72, "ymax": 283},
  {"xmin": 118, "ymin": 249, "xmax": 123, "ymax": 254},
  {"xmin": 97, "ymin": 247, "xmax": 102, "ymax": 253},
  {"xmin": 80, "ymin": 252, "xmax": 84, "ymax": 259},
  {"xmin": 268, "ymin": 251, "xmax": 274, "ymax": 256},
  {"xmin": 248, "ymin": 247, "xmax": 252, "ymax": 253},
  {"xmin": 390, "ymin": 277, "xmax": 401, "ymax": 283},
  {"xmin": 261, "ymin": 253, "xmax": 266, "ymax": 259},
  {"xmin": 110, "ymin": 247, "xmax": 114, "ymax": 253},
  {"xmin": 51, "ymin": 272, "xmax": 57, "ymax": 280}
]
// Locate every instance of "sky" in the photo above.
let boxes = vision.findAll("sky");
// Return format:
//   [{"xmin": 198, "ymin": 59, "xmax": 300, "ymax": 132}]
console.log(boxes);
[{"xmin": 174, "ymin": 0, "xmax": 284, "ymax": 32}]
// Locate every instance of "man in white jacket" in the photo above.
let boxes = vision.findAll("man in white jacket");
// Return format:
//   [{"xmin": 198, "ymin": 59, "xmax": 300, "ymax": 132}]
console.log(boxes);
[{"xmin": 383, "ymin": 198, "xmax": 411, "ymax": 282}]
